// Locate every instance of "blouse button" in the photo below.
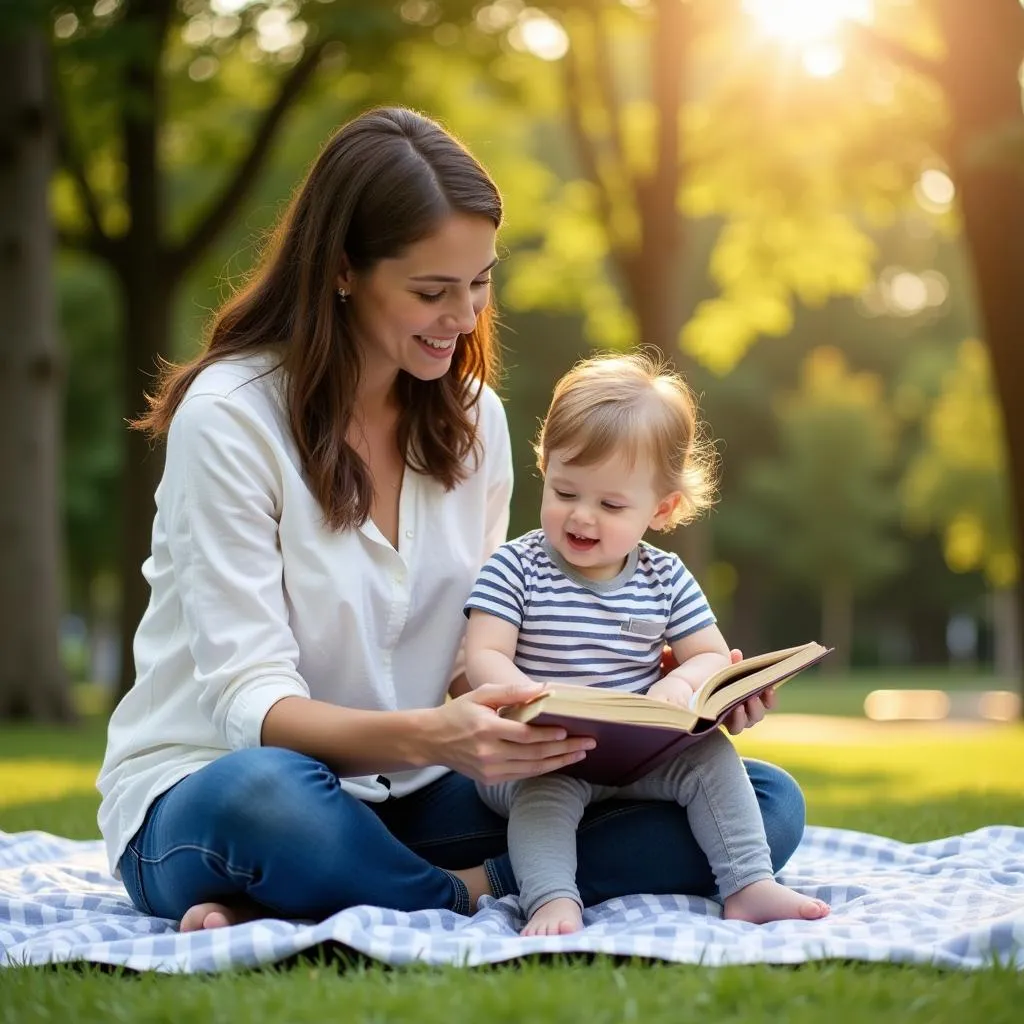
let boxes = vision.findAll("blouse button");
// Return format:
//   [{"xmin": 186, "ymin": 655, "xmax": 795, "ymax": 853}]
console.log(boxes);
[{"xmin": 405, "ymin": 530, "xmax": 413, "ymax": 539}]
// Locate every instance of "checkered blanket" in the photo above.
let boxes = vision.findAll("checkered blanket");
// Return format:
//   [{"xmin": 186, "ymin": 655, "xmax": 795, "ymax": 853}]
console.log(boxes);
[{"xmin": 1, "ymin": 825, "xmax": 1021, "ymax": 972}]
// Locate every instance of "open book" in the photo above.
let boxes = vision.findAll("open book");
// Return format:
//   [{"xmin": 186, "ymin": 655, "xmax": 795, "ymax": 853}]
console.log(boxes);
[{"xmin": 501, "ymin": 641, "xmax": 831, "ymax": 786}]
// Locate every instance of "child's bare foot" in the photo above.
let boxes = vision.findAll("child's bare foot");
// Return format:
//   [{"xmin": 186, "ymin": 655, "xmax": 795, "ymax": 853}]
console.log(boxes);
[
  {"xmin": 451, "ymin": 865, "xmax": 493, "ymax": 910},
  {"xmin": 178, "ymin": 899, "xmax": 265, "ymax": 932},
  {"xmin": 521, "ymin": 897, "xmax": 583, "ymax": 936},
  {"xmin": 723, "ymin": 878, "xmax": 830, "ymax": 924}
]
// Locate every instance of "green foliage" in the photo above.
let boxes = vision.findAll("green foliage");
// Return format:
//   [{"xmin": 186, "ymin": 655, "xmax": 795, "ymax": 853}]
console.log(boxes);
[
  {"xmin": 45, "ymin": 0, "xmax": 503, "ymax": 608},
  {"xmin": 40, "ymin": 0, "xmax": 1011, "ymax": 672},
  {"xmin": 501, "ymin": 178, "xmax": 637, "ymax": 348},
  {"xmin": 490, "ymin": 0, "xmax": 961, "ymax": 381},
  {"xmin": 902, "ymin": 338, "xmax": 1017, "ymax": 587},
  {"xmin": 722, "ymin": 346, "xmax": 904, "ymax": 593},
  {"xmin": 681, "ymin": 13, "xmax": 946, "ymax": 371},
  {"xmin": 50, "ymin": 1, "xmax": 462, "ymax": 242}
]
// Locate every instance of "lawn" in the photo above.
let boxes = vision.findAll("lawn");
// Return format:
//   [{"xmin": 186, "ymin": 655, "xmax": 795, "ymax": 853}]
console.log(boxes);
[
  {"xmin": 767, "ymin": 664, "xmax": 1012, "ymax": 717},
  {"xmin": 2, "ymin": 684, "xmax": 1023, "ymax": 1022}
]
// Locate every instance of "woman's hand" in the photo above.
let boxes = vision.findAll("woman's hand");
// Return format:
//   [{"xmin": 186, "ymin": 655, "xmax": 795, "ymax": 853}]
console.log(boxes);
[
  {"xmin": 424, "ymin": 682, "xmax": 595, "ymax": 785},
  {"xmin": 660, "ymin": 645, "xmax": 776, "ymax": 736}
]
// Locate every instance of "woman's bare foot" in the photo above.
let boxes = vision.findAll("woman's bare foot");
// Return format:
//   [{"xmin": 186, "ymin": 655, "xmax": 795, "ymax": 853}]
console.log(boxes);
[
  {"xmin": 178, "ymin": 899, "xmax": 265, "ymax": 932},
  {"xmin": 522, "ymin": 897, "xmax": 583, "ymax": 936},
  {"xmin": 451, "ymin": 865, "xmax": 493, "ymax": 910},
  {"xmin": 723, "ymin": 879, "xmax": 830, "ymax": 924}
]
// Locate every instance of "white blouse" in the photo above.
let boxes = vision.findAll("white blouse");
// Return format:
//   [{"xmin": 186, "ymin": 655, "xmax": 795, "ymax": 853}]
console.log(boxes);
[{"xmin": 96, "ymin": 352, "xmax": 513, "ymax": 876}]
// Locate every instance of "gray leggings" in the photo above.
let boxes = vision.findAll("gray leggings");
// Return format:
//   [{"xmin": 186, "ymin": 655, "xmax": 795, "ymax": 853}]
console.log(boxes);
[{"xmin": 478, "ymin": 729, "xmax": 774, "ymax": 919}]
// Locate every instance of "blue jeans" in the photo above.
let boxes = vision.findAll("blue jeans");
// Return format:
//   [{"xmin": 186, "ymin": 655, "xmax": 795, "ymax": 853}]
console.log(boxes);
[{"xmin": 119, "ymin": 747, "xmax": 805, "ymax": 922}]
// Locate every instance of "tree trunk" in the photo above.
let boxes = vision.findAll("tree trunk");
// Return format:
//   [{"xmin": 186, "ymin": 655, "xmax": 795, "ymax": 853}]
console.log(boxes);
[
  {"xmin": 820, "ymin": 576, "xmax": 853, "ymax": 674},
  {"xmin": 0, "ymin": 32, "xmax": 74, "ymax": 721},
  {"xmin": 626, "ymin": 250, "xmax": 713, "ymax": 582},
  {"xmin": 618, "ymin": 0, "xmax": 716, "ymax": 580},
  {"xmin": 114, "ymin": 0, "xmax": 173, "ymax": 700},
  {"xmin": 936, "ymin": 0, "xmax": 1024, "ymax": 703},
  {"xmin": 990, "ymin": 586, "xmax": 1022, "ymax": 681},
  {"xmin": 906, "ymin": 603, "xmax": 950, "ymax": 665},
  {"xmin": 727, "ymin": 562, "xmax": 766, "ymax": 657},
  {"xmin": 115, "ymin": 275, "xmax": 171, "ymax": 700}
]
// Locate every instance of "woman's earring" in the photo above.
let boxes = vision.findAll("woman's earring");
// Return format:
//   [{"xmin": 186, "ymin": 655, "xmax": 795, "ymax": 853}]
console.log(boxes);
[{"xmin": 337, "ymin": 287, "xmax": 349, "ymax": 302}]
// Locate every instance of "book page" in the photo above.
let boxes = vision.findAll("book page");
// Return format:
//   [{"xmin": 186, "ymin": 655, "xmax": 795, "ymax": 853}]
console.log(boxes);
[
  {"xmin": 511, "ymin": 684, "xmax": 701, "ymax": 731},
  {"xmin": 693, "ymin": 642, "xmax": 829, "ymax": 721},
  {"xmin": 695, "ymin": 643, "xmax": 813, "ymax": 702}
]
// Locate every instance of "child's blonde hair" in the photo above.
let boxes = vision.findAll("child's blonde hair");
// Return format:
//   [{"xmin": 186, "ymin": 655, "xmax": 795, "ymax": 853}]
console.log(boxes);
[{"xmin": 534, "ymin": 350, "xmax": 718, "ymax": 529}]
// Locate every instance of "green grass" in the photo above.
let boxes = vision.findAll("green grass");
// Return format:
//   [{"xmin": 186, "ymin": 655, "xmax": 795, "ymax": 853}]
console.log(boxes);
[
  {"xmin": 773, "ymin": 664, "xmax": 1012, "ymax": 717},
  {"xmin": 1, "ymin": 956, "xmax": 1021, "ymax": 1024},
  {"xmin": 2, "ymin": 686, "xmax": 1023, "ymax": 1022}
]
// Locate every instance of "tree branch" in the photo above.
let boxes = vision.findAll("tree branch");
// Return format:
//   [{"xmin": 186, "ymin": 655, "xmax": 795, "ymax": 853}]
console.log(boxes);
[
  {"xmin": 169, "ymin": 42, "xmax": 325, "ymax": 279},
  {"xmin": 847, "ymin": 21, "xmax": 946, "ymax": 85},
  {"xmin": 56, "ymin": 226, "xmax": 119, "ymax": 262}
]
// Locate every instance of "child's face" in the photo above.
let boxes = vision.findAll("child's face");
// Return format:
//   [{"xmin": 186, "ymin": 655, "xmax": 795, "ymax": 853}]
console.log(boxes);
[{"xmin": 540, "ymin": 448, "xmax": 681, "ymax": 581}]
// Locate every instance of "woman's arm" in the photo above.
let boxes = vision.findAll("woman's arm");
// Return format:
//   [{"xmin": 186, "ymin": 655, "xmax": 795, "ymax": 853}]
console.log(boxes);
[
  {"xmin": 256, "ymin": 551, "xmax": 590, "ymax": 783},
  {"xmin": 261, "ymin": 687, "xmax": 592, "ymax": 783},
  {"xmin": 164, "ymin": 394, "xmax": 311, "ymax": 750}
]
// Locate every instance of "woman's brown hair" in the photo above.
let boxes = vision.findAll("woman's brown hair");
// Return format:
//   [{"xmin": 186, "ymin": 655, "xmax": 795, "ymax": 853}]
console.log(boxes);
[{"xmin": 135, "ymin": 106, "xmax": 503, "ymax": 530}]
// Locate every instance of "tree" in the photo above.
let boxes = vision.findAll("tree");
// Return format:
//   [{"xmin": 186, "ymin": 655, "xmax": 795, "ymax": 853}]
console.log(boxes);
[
  {"xmin": 47, "ymin": 0, "xmax": 481, "ymax": 700},
  {"xmin": 903, "ymin": 338, "xmax": 1019, "ymax": 676},
  {"xmin": 919, "ymin": 1, "xmax": 1024, "ymax": 683},
  {"xmin": 492, "ymin": 0, "xmax": 1022, "ymax": 690},
  {"xmin": 0, "ymin": 23, "xmax": 73, "ymax": 719},
  {"xmin": 719, "ymin": 347, "xmax": 904, "ymax": 670}
]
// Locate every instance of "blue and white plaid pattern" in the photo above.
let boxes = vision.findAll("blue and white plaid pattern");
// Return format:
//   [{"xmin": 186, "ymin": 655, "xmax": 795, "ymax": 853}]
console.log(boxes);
[{"xmin": 2, "ymin": 825, "xmax": 1022, "ymax": 973}]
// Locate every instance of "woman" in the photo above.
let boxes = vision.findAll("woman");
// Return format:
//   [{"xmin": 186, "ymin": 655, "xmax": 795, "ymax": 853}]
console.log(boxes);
[{"xmin": 97, "ymin": 106, "xmax": 804, "ymax": 932}]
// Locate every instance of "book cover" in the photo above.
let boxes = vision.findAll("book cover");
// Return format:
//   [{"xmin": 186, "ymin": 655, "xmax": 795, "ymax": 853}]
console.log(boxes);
[{"xmin": 503, "ymin": 641, "xmax": 831, "ymax": 786}]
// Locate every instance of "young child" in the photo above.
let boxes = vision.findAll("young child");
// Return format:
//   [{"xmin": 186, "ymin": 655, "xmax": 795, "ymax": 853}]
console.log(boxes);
[{"xmin": 464, "ymin": 352, "xmax": 830, "ymax": 936}]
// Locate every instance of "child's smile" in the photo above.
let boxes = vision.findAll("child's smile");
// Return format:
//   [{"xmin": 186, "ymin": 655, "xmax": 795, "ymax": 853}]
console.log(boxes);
[
  {"xmin": 540, "ymin": 449, "xmax": 681, "ymax": 581},
  {"xmin": 565, "ymin": 531, "xmax": 599, "ymax": 553}
]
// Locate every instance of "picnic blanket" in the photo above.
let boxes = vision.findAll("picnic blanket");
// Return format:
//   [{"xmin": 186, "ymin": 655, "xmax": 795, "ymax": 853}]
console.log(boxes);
[{"xmin": 1, "ymin": 825, "xmax": 1022, "ymax": 973}]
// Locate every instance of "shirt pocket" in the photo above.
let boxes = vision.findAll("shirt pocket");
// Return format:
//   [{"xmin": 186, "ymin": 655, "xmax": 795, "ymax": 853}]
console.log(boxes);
[{"xmin": 618, "ymin": 617, "xmax": 665, "ymax": 640}]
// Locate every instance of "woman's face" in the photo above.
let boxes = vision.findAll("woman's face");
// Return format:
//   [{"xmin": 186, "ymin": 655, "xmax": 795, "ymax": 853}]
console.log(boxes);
[{"xmin": 341, "ymin": 213, "xmax": 498, "ymax": 388}]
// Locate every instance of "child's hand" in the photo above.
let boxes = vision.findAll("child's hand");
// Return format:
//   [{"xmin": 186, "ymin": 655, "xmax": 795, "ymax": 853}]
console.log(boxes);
[
  {"xmin": 646, "ymin": 676, "xmax": 695, "ymax": 707},
  {"xmin": 722, "ymin": 686, "xmax": 777, "ymax": 735}
]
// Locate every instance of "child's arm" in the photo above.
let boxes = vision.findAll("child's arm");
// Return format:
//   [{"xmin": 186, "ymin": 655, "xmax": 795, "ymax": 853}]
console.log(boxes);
[
  {"xmin": 647, "ymin": 624, "xmax": 731, "ymax": 707},
  {"xmin": 465, "ymin": 608, "xmax": 537, "ymax": 692},
  {"xmin": 447, "ymin": 673, "xmax": 473, "ymax": 698}
]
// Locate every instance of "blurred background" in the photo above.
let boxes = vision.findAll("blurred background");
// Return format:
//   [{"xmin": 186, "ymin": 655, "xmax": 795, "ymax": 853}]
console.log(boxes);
[{"xmin": 1, "ymin": 0, "xmax": 1022, "ymax": 730}]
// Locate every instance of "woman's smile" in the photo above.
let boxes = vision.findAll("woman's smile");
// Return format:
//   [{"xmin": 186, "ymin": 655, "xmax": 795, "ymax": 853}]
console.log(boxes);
[{"xmin": 415, "ymin": 334, "xmax": 459, "ymax": 358}]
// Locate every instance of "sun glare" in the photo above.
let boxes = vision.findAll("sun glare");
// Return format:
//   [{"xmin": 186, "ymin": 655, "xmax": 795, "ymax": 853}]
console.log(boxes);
[{"xmin": 744, "ymin": 0, "xmax": 873, "ymax": 45}]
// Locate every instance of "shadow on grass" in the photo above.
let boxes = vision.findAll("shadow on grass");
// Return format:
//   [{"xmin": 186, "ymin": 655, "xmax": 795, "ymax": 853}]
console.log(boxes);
[
  {"xmin": 3, "ymin": 783, "xmax": 1021, "ymax": 852},
  {"xmin": 0, "ymin": 716, "xmax": 107, "ymax": 763},
  {"xmin": 806, "ymin": 792, "xmax": 1024, "ymax": 841},
  {"xmin": 0, "ymin": 793, "xmax": 102, "ymax": 840}
]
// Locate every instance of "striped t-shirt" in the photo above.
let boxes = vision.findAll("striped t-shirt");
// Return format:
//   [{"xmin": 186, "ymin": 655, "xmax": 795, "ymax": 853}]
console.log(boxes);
[{"xmin": 464, "ymin": 529, "xmax": 716, "ymax": 693}]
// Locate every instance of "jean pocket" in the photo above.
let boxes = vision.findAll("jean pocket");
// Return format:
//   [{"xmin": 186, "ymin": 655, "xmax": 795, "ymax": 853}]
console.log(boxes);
[{"xmin": 118, "ymin": 842, "xmax": 154, "ymax": 916}]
